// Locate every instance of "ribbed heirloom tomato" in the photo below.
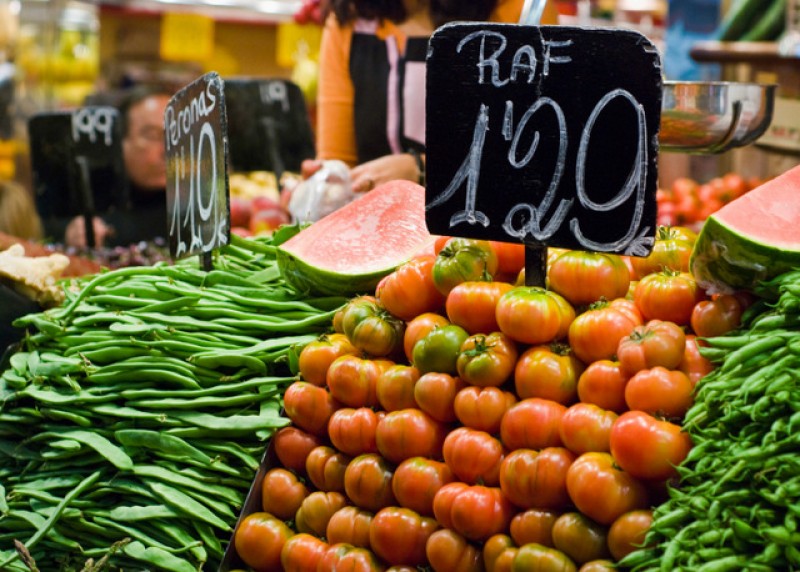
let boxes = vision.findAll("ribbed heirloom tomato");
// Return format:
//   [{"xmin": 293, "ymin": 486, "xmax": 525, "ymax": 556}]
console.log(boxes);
[
  {"xmin": 376, "ymin": 254, "xmax": 446, "ymax": 321},
  {"xmin": 376, "ymin": 408, "xmax": 448, "ymax": 464},
  {"xmin": 624, "ymin": 366, "xmax": 694, "ymax": 419},
  {"xmin": 376, "ymin": 363, "xmax": 420, "ymax": 412},
  {"xmin": 392, "ymin": 456, "xmax": 454, "ymax": 517},
  {"xmin": 565, "ymin": 452, "xmax": 649, "ymax": 525},
  {"xmin": 272, "ymin": 426, "xmax": 323, "ymax": 474},
  {"xmin": 551, "ymin": 512, "xmax": 610, "ymax": 565},
  {"xmin": 234, "ymin": 512, "xmax": 293, "ymax": 572},
  {"xmin": 514, "ymin": 343, "xmax": 584, "ymax": 404},
  {"xmin": 443, "ymin": 426, "xmax": 505, "ymax": 486},
  {"xmin": 446, "ymin": 281, "xmax": 514, "ymax": 334},
  {"xmin": 559, "ymin": 403, "xmax": 618, "ymax": 455},
  {"xmin": 547, "ymin": 250, "xmax": 631, "ymax": 306},
  {"xmin": 432, "ymin": 238, "xmax": 500, "ymax": 295},
  {"xmin": 500, "ymin": 398, "xmax": 567, "ymax": 451},
  {"xmin": 609, "ymin": 411, "xmax": 692, "ymax": 481},
  {"xmin": 499, "ymin": 447, "xmax": 576, "ymax": 509},
  {"xmin": 283, "ymin": 380, "xmax": 339, "ymax": 437},
  {"xmin": 414, "ymin": 372, "xmax": 466, "ymax": 423},
  {"xmin": 678, "ymin": 334, "xmax": 714, "ymax": 386},
  {"xmin": 629, "ymin": 225, "xmax": 695, "ymax": 278},
  {"xmin": 280, "ymin": 532, "xmax": 328, "ymax": 572},
  {"xmin": 495, "ymin": 286, "xmax": 575, "ymax": 345},
  {"xmin": 326, "ymin": 506, "xmax": 373, "ymax": 548},
  {"xmin": 568, "ymin": 298, "xmax": 643, "ymax": 364},
  {"xmin": 260, "ymin": 467, "xmax": 309, "ymax": 520},
  {"xmin": 607, "ymin": 509, "xmax": 654, "ymax": 561},
  {"xmin": 412, "ymin": 323, "xmax": 469, "ymax": 375},
  {"xmin": 317, "ymin": 543, "xmax": 385, "ymax": 572},
  {"xmin": 343, "ymin": 453, "xmax": 397, "ymax": 512},
  {"xmin": 576, "ymin": 359, "xmax": 630, "ymax": 414},
  {"xmin": 340, "ymin": 295, "xmax": 406, "ymax": 357},
  {"xmin": 617, "ymin": 319, "xmax": 687, "ymax": 375},
  {"xmin": 509, "ymin": 509, "xmax": 559, "ymax": 547},
  {"xmin": 433, "ymin": 482, "xmax": 515, "ymax": 542},
  {"xmin": 403, "ymin": 312, "xmax": 450, "ymax": 363},
  {"xmin": 326, "ymin": 355, "xmax": 392, "ymax": 408},
  {"xmin": 456, "ymin": 332, "xmax": 518, "ymax": 387},
  {"xmin": 295, "ymin": 491, "xmax": 347, "ymax": 537},
  {"xmin": 512, "ymin": 543, "xmax": 578, "ymax": 572},
  {"xmin": 426, "ymin": 528, "xmax": 485, "ymax": 572},
  {"xmin": 305, "ymin": 445, "xmax": 350, "ymax": 493},
  {"xmin": 690, "ymin": 293, "xmax": 743, "ymax": 338},
  {"xmin": 298, "ymin": 332, "xmax": 359, "ymax": 386},
  {"xmin": 633, "ymin": 269, "xmax": 705, "ymax": 326},
  {"xmin": 453, "ymin": 385, "xmax": 517, "ymax": 434},
  {"xmin": 327, "ymin": 407, "xmax": 383, "ymax": 456},
  {"xmin": 370, "ymin": 506, "xmax": 440, "ymax": 567}
]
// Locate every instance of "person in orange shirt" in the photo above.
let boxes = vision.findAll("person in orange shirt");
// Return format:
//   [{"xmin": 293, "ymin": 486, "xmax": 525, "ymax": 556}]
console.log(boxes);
[{"xmin": 306, "ymin": 0, "xmax": 559, "ymax": 194}]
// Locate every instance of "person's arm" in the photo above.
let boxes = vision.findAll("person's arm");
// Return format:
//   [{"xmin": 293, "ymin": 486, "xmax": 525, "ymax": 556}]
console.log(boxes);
[{"xmin": 316, "ymin": 15, "xmax": 359, "ymax": 166}]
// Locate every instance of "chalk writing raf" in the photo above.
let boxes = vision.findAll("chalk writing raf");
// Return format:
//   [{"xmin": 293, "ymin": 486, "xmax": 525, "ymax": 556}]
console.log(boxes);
[{"xmin": 425, "ymin": 25, "xmax": 661, "ymax": 257}]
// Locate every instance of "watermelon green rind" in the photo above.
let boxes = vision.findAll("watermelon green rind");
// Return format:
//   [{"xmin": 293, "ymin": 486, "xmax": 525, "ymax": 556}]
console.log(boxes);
[
  {"xmin": 690, "ymin": 165, "xmax": 800, "ymax": 294},
  {"xmin": 276, "ymin": 180, "xmax": 436, "ymax": 297},
  {"xmin": 276, "ymin": 248, "xmax": 393, "ymax": 296}
]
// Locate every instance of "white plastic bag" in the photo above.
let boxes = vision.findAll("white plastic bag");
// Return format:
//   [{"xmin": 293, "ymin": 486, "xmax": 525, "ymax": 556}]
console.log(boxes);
[{"xmin": 287, "ymin": 160, "xmax": 356, "ymax": 223}]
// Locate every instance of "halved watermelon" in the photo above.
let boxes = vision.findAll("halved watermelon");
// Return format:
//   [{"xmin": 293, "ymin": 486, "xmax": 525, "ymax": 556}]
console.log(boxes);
[
  {"xmin": 276, "ymin": 180, "xmax": 436, "ymax": 296},
  {"xmin": 690, "ymin": 165, "xmax": 800, "ymax": 294}
]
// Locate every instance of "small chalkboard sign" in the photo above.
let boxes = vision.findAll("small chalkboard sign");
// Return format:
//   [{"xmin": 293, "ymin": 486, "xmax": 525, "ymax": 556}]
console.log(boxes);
[
  {"xmin": 165, "ymin": 72, "xmax": 230, "ymax": 262},
  {"xmin": 426, "ymin": 25, "xmax": 662, "ymax": 258},
  {"xmin": 29, "ymin": 107, "xmax": 127, "ymax": 222},
  {"xmin": 224, "ymin": 78, "xmax": 315, "ymax": 178}
]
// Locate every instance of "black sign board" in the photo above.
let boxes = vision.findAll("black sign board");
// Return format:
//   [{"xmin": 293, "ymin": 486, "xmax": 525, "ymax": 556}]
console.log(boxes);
[
  {"xmin": 223, "ymin": 78, "xmax": 315, "ymax": 178},
  {"xmin": 165, "ymin": 72, "xmax": 230, "ymax": 262},
  {"xmin": 29, "ymin": 107, "xmax": 127, "ymax": 224},
  {"xmin": 426, "ymin": 25, "xmax": 662, "ymax": 259}
]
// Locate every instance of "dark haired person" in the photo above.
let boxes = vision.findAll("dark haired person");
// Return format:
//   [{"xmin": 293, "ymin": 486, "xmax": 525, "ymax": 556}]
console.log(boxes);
[
  {"xmin": 63, "ymin": 86, "xmax": 171, "ymax": 248},
  {"xmin": 303, "ymin": 0, "xmax": 559, "ymax": 193}
]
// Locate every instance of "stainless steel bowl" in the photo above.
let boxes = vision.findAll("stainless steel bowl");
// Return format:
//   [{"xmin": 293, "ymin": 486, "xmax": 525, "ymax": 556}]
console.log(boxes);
[{"xmin": 660, "ymin": 81, "xmax": 777, "ymax": 154}]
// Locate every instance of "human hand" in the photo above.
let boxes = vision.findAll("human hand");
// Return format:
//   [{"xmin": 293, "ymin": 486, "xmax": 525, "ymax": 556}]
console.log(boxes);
[
  {"xmin": 349, "ymin": 153, "xmax": 421, "ymax": 193},
  {"xmin": 300, "ymin": 159, "xmax": 324, "ymax": 180},
  {"xmin": 64, "ymin": 216, "xmax": 114, "ymax": 249}
]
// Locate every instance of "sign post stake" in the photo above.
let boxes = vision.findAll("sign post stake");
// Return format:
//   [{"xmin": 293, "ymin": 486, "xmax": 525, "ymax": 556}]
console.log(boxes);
[
  {"xmin": 74, "ymin": 156, "xmax": 97, "ymax": 249},
  {"xmin": 525, "ymin": 245, "xmax": 548, "ymax": 287}
]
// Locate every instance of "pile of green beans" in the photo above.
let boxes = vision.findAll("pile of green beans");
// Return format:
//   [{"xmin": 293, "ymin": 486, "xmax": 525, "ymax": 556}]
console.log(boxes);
[
  {"xmin": 620, "ymin": 270, "xmax": 800, "ymax": 571},
  {"xmin": 0, "ymin": 233, "xmax": 346, "ymax": 571}
]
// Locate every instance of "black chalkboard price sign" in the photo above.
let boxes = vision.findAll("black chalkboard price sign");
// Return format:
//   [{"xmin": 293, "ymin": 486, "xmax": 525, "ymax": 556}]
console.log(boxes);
[
  {"xmin": 165, "ymin": 72, "xmax": 230, "ymax": 265},
  {"xmin": 224, "ymin": 78, "xmax": 315, "ymax": 179},
  {"xmin": 425, "ymin": 24, "xmax": 663, "ymax": 283},
  {"xmin": 29, "ymin": 107, "xmax": 127, "ymax": 247}
]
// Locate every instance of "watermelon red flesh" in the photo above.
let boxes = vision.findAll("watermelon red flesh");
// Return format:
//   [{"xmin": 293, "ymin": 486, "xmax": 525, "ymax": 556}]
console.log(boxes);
[
  {"xmin": 690, "ymin": 164, "xmax": 800, "ymax": 294},
  {"xmin": 276, "ymin": 180, "xmax": 436, "ymax": 296}
]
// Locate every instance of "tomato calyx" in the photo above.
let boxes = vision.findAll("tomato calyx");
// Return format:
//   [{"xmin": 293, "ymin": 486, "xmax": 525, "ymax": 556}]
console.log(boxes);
[
  {"xmin": 460, "ymin": 334, "xmax": 494, "ymax": 357},
  {"xmin": 587, "ymin": 297, "xmax": 611, "ymax": 312}
]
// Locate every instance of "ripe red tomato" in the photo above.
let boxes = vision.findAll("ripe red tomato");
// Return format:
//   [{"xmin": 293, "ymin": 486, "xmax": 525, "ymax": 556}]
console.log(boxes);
[
  {"xmin": 446, "ymin": 281, "xmax": 514, "ymax": 335},
  {"xmin": 551, "ymin": 511, "xmax": 611, "ymax": 565},
  {"xmin": 341, "ymin": 295, "xmax": 406, "ymax": 357},
  {"xmin": 576, "ymin": 360, "xmax": 629, "ymax": 414},
  {"xmin": 514, "ymin": 343, "xmax": 584, "ymax": 405},
  {"xmin": 414, "ymin": 372, "xmax": 466, "ymax": 423},
  {"xmin": 456, "ymin": 332, "xmax": 519, "ymax": 388},
  {"xmin": 547, "ymin": 250, "xmax": 631, "ymax": 306},
  {"xmin": 261, "ymin": 467, "xmax": 309, "ymax": 520},
  {"xmin": 496, "ymin": 286, "xmax": 575, "ymax": 345},
  {"xmin": 432, "ymin": 238, "xmax": 500, "ymax": 295},
  {"xmin": 616, "ymin": 319, "xmax": 687, "ymax": 375},
  {"xmin": 624, "ymin": 366, "xmax": 693, "ymax": 419},
  {"xmin": 489, "ymin": 240, "xmax": 527, "ymax": 279},
  {"xmin": 512, "ymin": 543, "xmax": 578, "ymax": 571},
  {"xmin": 272, "ymin": 426, "xmax": 324, "ymax": 474},
  {"xmin": 426, "ymin": 528, "xmax": 485, "ymax": 572},
  {"xmin": 298, "ymin": 333, "xmax": 360, "ymax": 386},
  {"xmin": 608, "ymin": 509, "xmax": 653, "ymax": 561},
  {"xmin": 499, "ymin": 447, "xmax": 576, "ymax": 509},
  {"xmin": 433, "ymin": 482, "xmax": 515, "ymax": 542},
  {"xmin": 305, "ymin": 445, "xmax": 351, "ymax": 494},
  {"xmin": 376, "ymin": 364, "xmax": 420, "ymax": 412},
  {"xmin": 412, "ymin": 323, "xmax": 470, "ymax": 375},
  {"xmin": 678, "ymin": 334, "xmax": 714, "ymax": 386},
  {"xmin": 317, "ymin": 543, "xmax": 385, "ymax": 572},
  {"xmin": 453, "ymin": 385, "xmax": 517, "ymax": 434},
  {"xmin": 483, "ymin": 534, "xmax": 516, "ymax": 571},
  {"xmin": 559, "ymin": 403, "xmax": 618, "ymax": 455},
  {"xmin": 392, "ymin": 456, "xmax": 455, "ymax": 517},
  {"xmin": 234, "ymin": 512, "xmax": 294, "ymax": 572},
  {"xmin": 295, "ymin": 490, "xmax": 348, "ymax": 537},
  {"xmin": 568, "ymin": 298, "xmax": 642, "ymax": 364},
  {"xmin": 500, "ymin": 398, "xmax": 567, "ymax": 451},
  {"xmin": 509, "ymin": 509, "xmax": 559, "ymax": 547},
  {"xmin": 609, "ymin": 411, "xmax": 692, "ymax": 481},
  {"xmin": 565, "ymin": 452, "xmax": 649, "ymax": 525},
  {"xmin": 403, "ymin": 312, "xmax": 450, "ymax": 363},
  {"xmin": 443, "ymin": 426, "xmax": 505, "ymax": 486},
  {"xmin": 343, "ymin": 453, "xmax": 397, "ymax": 512},
  {"xmin": 280, "ymin": 533, "xmax": 329, "ymax": 572},
  {"xmin": 690, "ymin": 293, "xmax": 743, "ymax": 338},
  {"xmin": 579, "ymin": 560, "xmax": 616, "ymax": 572},
  {"xmin": 327, "ymin": 506, "xmax": 373, "ymax": 548},
  {"xmin": 376, "ymin": 255, "xmax": 447, "ymax": 321},
  {"xmin": 283, "ymin": 381, "xmax": 340, "ymax": 437},
  {"xmin": 370, "ymin": 506, "xmax": 440, "ymax": 567},
  {"xmin": 629, "ymin": 225, "xmax": 695, "ymax": 278},
  {"xmin": 633, "ymin": 270, "xmax": 705, "ymax": 326},
  {"xmin": 326, "ymin": 355, "xmax": 392, "ymax": 408},
  {"xmin": 376, "ymin": 408, "xmax": 448, "ymax": 464},
  {"xmin": 328, "ymin": 407, "xmax": 383, "ymax": 456}
]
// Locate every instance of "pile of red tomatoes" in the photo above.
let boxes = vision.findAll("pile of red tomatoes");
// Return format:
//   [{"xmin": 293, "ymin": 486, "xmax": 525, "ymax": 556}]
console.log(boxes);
[{"xmin": 232, "ymin": 227, "xmax": 749, "ymax": 572}]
